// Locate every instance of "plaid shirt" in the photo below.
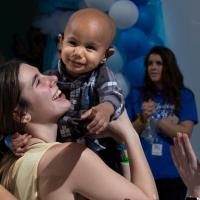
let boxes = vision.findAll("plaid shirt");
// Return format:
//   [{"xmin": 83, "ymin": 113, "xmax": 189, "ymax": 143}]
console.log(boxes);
[{"xmin": 46, "ymin": 61, "xmax": 124, "ymax": 145}]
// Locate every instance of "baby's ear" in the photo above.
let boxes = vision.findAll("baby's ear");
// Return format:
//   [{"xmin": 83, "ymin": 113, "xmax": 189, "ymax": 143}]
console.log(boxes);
[
  {"xmin": 57, "ymin": 33, "xmax": 63, "ymax": 57},
  {"xmin": 12, "ymin": 111, "xmax": 31, "ymax": 124},
  {"xmin": 105, "ymin": 47, "xmax": 115, "ymax": 58}
]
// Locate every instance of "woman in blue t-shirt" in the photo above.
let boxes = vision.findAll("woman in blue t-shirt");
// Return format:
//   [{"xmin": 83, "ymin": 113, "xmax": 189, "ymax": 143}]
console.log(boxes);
[{"xmin": 126, "ymin": 46, "xmax": 198, "ymax": 200}]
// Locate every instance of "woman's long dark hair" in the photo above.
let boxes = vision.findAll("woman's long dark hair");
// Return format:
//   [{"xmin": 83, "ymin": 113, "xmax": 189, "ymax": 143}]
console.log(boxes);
[
  {"xmin": 0, "ymin": 60, "xmax": 29, "ymax": 192},
  {"xmin": 143, "ymin": 46, "xmax": 184, "ymax": 111}
]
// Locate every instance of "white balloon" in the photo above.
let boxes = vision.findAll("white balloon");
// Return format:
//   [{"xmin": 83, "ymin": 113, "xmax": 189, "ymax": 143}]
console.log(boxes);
[
  {"xmin": 109, "ymin": 0, "xmax": 139, "ymax": 29},
  {"xmin": 107, "ymin": 47, "xmax": 124, "ymax": 73},
  {"xmin": 115, "ymin": 73, "xmax": 130, "ymax": 98},
  {"xmin": 84, "ymin": 0, "xmax": 117, "ymax": 11}
]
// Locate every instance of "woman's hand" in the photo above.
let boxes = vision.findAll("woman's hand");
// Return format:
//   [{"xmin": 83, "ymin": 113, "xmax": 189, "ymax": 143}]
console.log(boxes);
[
  {"xmin": 171, "ymin": 132, "xmax": 200, "ymax": 197},
  {"xmin": 141, "ymin": 99, "xmax": 156, "ymax": 121}
]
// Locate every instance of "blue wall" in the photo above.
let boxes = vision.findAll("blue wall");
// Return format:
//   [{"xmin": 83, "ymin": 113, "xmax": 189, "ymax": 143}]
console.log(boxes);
[{"xmin": 163, "ymin": 0, "xmax": 200, "ymax": 158}]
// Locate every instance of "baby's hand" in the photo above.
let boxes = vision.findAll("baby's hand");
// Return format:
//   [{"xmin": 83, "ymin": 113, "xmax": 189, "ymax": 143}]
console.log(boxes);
[
  {"xmin": 81, "ymin": 102, "xmax": 114, "ymax": 134},
  {"xmin": 11, "ymin": 133, "xmax": 32, "ymax": 156}
]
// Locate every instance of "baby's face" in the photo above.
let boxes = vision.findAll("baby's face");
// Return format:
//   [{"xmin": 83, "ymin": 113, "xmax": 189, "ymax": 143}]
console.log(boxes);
[{"xmin": 60, "ymin": 18, "xmax": 110, "ymax": 77}]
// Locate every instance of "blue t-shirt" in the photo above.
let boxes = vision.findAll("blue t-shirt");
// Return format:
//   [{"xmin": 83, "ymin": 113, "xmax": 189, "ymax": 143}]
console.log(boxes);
[{"xmin": 126, "ymin": 88, "xmax": 198, "ymax": 179}]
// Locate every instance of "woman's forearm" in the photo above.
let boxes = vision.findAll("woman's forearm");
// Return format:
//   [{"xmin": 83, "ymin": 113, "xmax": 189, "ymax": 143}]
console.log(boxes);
[
  {"xmin": 110, "ymin": 110, "xmax": 158, "ymax": 200},
  {"xmin": 158, "ymin": 119, "xmax": 194, "ymax": 138},
  {"xmin": 124, "ymin": 121, "xmax": 158, "ymax": 199}
]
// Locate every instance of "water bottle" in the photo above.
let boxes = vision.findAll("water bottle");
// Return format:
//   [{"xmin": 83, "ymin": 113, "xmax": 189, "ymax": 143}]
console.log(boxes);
[
  {"xmin": 141, "ymin": 103, "xmax": 175, "ymax": 143},
  {"xmin": 141, "ymin": 116, "xmax": 158, "ymax": 144}
]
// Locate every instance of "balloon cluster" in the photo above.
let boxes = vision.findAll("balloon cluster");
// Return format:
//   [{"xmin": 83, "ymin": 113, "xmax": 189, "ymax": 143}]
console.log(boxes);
[{"xmin": 35, "ymin": 0, "xmax": 165, "ymax": 96}]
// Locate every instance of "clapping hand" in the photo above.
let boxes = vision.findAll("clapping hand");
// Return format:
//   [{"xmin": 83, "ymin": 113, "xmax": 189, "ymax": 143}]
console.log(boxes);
[{"xmin": 171, "ymin": 132, "xmax": 200, "ymax": 197}]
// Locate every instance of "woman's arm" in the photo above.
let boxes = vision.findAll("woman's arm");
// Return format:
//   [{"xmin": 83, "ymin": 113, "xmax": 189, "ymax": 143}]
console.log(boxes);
[
  {"xmin": 158, "ymin": 119, "xmax": 194, "ymax": 138},
  {"xmin": 0, "ymin": 185, "xmax": 16, "ymax": 200},
  {"xmin": 72, "ymin": 110, "xmax": 158, "ymax": 199},
  {"xmin": 106, "ymin": 110, "xmax": 158, "ymax": 199},
  {"xmin": 158, "ymin": 89, "xmax": 197, "ymax": 138},
  {"xmin": 38, "ymin": 110, "xmax": 158, "ymax": 200}
]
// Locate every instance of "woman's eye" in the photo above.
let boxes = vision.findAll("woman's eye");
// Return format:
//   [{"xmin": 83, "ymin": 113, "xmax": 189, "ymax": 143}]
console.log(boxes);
[
  {"xmin": 156, "ymin": 61, "xmax": 162, "ymax": 65},
  {"xmin": 36, "ymin": 79, "xmax": 40, "ymax": 86},
  {"xmin": 147, "ymin": 61, "xmax": 162, "ymax": 66},
  {"xmin": 148, "ymin": 61, "xmax": 153, "ymax": 65}
]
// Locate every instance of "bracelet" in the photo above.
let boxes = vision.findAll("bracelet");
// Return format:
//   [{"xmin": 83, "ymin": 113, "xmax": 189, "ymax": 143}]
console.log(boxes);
[
  {"xmin": 118, "ymin": 143, "xmax": 129, "ymax": 163},
  {"xmin": 121, "ymin": 156, "xmax": 129, "ymax": 163},
  {"xmin": 135, "ymin": 114, "xmax": 146, "ymax": 125}
]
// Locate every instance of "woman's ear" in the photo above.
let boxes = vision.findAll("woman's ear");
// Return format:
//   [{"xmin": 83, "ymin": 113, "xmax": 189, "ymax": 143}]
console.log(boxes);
[{"xmin": 12, "ymin": 111, "xmax": 31, "ymax": 124}]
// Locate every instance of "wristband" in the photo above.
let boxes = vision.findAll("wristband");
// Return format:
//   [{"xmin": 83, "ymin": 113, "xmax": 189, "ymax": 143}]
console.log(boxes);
[
  {"xmin": 118, "ymin": 143, "xmax": 129, "ymax": 163},
  {"xmin": 135, "ymin": 114, "xmax": 146, "ymax": 125}
]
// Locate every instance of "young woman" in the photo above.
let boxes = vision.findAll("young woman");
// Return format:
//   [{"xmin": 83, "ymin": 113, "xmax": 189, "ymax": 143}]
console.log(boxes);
[
  {"xmin": 0, "ymin": 60, "xmax": 158, "ymax": 200},
  {"xmin": 126, "ymin": 46, "xmax": 198, "ymax": 200}
]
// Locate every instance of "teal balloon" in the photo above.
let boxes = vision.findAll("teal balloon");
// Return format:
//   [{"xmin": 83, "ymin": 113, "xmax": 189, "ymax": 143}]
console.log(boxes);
[
  {"xmin": 124, "ymin": 56, "xmax": 145, "ymax": 87},
  {"xmin": 146, "ymin": 35, "xmax": 164, "ymax": 52},
  {"xmin": 135, "ymin": 6, "xmax": 155, "ymax": 34}
]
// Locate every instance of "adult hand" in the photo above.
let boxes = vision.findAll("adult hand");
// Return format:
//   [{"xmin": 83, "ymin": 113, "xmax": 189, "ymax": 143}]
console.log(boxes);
[
  {"xmin": 171, "ymin": 132, "xmax": 200, "ymax": 197},
  {"xmin": 141, "ymin": 99, "xmax": 156, "ymax": 121},
  {"xmin": 81, "ymin": 102, "xmax": 114, "ymax": 134}
]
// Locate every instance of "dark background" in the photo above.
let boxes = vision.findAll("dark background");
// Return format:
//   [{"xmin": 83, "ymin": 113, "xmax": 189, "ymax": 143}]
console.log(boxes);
[{"xmin": 0, "ymin": 0, "xmax": 38, "ymax": 60}]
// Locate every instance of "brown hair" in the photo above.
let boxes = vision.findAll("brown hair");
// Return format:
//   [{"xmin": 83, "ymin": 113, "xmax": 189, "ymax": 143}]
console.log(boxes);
[
  {"xmin": 0, "ymin": 60, "xmax": 29, "ymax": 192},
  {"xmin": 143, "ymin": 46, "xmax": 186, "ymax": 111}
]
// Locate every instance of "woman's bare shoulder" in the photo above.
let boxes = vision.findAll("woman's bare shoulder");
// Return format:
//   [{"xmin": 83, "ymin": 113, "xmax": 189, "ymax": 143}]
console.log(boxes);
[{"xmin": 39, "ymin": 142, "xmax": 87, "ymax": 167}]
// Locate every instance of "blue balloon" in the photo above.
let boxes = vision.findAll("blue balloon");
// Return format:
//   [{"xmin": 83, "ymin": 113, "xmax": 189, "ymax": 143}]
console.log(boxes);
[
  {"xmin": 107, "ymin": 47, "xmax": 125, "ymax": 73},
  {"xmin": 123, "ymin": 56, "xmax": 145, "ymax": 87},
  {"xmin": 130, "ymin": 0, "xmax": 149, "ymax": 5},
  {"xmin": 115, "ymin": 73, "xmax": 130, "ymax": 98},
  {"xmin": 118, "ymin": 28, "xmax": 148, "ymax": 59},
  {"xmin": 135, "ymin": 6, "xmax": 155, "ymax": 34},
  {"xmin": 146, "ymin": 35, "xmax": 164, "ymax": 52}
]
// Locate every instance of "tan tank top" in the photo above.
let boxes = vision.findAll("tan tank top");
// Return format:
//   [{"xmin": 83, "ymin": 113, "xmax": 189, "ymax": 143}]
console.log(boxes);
[{"xmin": 12, "ymin": 142, "xmax": 59, "ymax": 200}]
